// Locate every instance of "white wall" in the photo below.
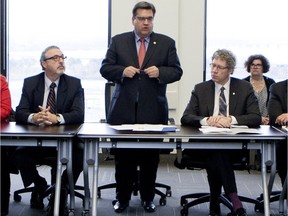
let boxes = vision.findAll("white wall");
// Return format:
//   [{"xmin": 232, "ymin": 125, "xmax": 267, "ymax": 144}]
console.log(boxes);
[{"xmin": 111, "ymin": 0, "xmax": 205, "ymax": 124}]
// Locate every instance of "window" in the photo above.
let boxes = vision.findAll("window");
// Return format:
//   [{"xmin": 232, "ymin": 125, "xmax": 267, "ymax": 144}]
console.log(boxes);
[
  {"xmin": 7, "ymin": 0, "xmax": 109, "ymax": 122},
  {"xmin": 206, "ymin": 0, "xmax": 288, "ymax": 82}
]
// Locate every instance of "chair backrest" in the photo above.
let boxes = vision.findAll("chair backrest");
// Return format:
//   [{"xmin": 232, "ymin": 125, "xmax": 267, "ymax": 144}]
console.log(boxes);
[{"xmin": 104, "ymin": 82, "xmax": 115, "ymax": 119}]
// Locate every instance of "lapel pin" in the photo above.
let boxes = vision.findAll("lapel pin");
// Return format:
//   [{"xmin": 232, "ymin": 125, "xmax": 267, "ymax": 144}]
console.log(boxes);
[
  {"xmin": 233, "ymin": 92, "xmax": 235, "ymax": 95},
  {"xmin": 153, "ymin": 41, "xmax": 156, "ymax": 44}
]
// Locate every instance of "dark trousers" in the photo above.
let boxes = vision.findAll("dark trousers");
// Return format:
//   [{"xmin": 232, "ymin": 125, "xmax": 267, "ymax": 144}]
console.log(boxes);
[
  {"xmin": 114, "ymin": 147, "xmax": 160, "ymax": 203},
  {"xmin": 1, "ymin": 147, "xmax": 11, "ymax": 214},
  {"xmin": 206, "ymin": 150, "xmax": 238, "ymax": 201},
  {"xmin": 13, "ymin": 138, "xmax": 83, "ymax": 188},
  {"xmin": 276, "ymin": 139, "xmax": 287, "ymax": 186}
]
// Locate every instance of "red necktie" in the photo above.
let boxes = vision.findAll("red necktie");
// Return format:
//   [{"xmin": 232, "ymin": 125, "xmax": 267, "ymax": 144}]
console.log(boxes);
[
  {"xmin": 47, "ymin": 82, "xmax": 56, "ymax": 114},
  {"xmin": 138, "ymin": 38, "xmax": 146, "ymax": 68}
]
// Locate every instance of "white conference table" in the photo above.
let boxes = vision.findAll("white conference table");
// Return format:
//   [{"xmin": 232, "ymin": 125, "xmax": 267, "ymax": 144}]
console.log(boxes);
[
  {"xmin": 0, "ymin": 122, "xmax": 82, "ymax": 216},
  {"xmin": 77, "ymin": 123, "xmax": 286, "ymax": 216}
]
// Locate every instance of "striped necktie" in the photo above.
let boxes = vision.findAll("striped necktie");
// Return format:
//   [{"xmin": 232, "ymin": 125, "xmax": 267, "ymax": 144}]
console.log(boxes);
[
  {"xmin": 219, "ymin": 86, "xmax": 227, "ymax": 116},
  {"xmin": 47, "ymin": 82, "xmax": 56, "ymax": 114}
]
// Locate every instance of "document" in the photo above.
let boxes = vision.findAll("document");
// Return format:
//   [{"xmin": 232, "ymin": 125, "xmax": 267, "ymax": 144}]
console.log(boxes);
[
  {"xmin": 282, "ymin": 126, "xmax": 288, "ymax": 133},
  {"xmin": 199, "ymin": 125, "xmax": 260, "ymax": 134},
  {"xmin": 109, "ymin": 124, "xmax": 178, "ymax": 132}
]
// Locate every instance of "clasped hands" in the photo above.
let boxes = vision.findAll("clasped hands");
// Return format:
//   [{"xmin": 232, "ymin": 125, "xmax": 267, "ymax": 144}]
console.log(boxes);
[
  {"xmin": 32, "ymin": 106, "xmax": 57, "ymax": 126},
  {"xmin": 207, "ymin": 115, "xmax": 232, "ymax": 128},
  {"xmin": 123, "ymin": 66, "xmax": 159, "ymax": 78}
]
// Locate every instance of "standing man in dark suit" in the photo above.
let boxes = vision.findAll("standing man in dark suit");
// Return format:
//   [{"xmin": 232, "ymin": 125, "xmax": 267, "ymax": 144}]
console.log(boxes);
[
  {"xmin": 14, "ymin": 45, "xmax": 84, "ymax": 215},
  {"xmin": 181, "ymin": 49, "xmax": 261, "ymax": 216},
  {"xmin": 100, "ymin": 1, "xmax": 182, "ymax": 213},
  {"xmin": 268, "ymin": 79, "xmax": 287, "ymax": 186}
]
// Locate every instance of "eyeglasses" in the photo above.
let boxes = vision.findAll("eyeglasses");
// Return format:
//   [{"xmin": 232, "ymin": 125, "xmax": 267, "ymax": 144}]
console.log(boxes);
[
  {"xmin": 44, "ymin": 54, "xmax": 67, "ymax": 62},
  {"xmin": 135, "ymin": 16, "xmax": 154, "ymax": 22},
  {"xmin": 209, "ymin": 63, "xmax": 228, "ymax": 70},
  {"xmin": 250, "ymin": 64, "xmax": 262, "ymax": 68}
]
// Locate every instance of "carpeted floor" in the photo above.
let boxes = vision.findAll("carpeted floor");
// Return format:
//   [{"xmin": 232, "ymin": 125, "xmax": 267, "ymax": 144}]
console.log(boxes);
[{"xmin": 6, "ymin": 154, "xmax": 286, "ymax": 216}]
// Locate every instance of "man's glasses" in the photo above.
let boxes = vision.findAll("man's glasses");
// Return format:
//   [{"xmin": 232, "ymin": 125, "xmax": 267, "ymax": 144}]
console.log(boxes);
[
  {"xmin": 135, "ymin": 16, "xmax": 154, "ymax": 22},
  {"xmin": 250, "ymin": 64, "xmax": 262, "ymax": 68},
  {"xmin": 209, "ymin": 63, "xmax": 228, "ymax": 70},
  {"xmin": 44, "ymin": 54, "xmax": 67, "ymax": 62}
]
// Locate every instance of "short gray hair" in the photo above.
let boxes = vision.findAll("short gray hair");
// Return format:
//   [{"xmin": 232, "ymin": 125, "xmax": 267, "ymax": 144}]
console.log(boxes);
[
  {"xmin": 40, "ymin": 45, "xmax": 60, "ymax": 70},
  {"xmin": 212, "ymin": 49, "xmax": 236, "ymax": 71}
]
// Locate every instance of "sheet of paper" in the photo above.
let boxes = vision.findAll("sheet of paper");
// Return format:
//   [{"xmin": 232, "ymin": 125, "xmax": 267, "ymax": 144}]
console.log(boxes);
[
  {"xmin": 282, "ymin": 126, "xmax": 288, "ymax": 133},
  {"xmin": 200, "ymin": 126, "xmax": 260, "ymax": 134},
  {"xmin": 109, "ymin": 124, "xmax": 178, "ymax": 132}
]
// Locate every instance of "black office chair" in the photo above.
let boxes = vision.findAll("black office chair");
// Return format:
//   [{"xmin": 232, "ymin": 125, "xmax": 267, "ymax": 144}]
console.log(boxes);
[
  {"xmin": 12, "ymin": 89, "xmax": 86, "ymax": 208},
  {"xmin": 12, "ymin": 144, "xmax": 86, "ymax": 209},
  {"xmin": 174, "ymin": 147, "xmax": 259, "ymax": 216},
  {"xmin": 253, "ymin": 137, "xmax": 288, "ymax": 214},
  {"xmin": 97, "ymin": 82, "xmax": 172, "ymax": 206},
  {"xmin": 254, "ymin": 172, "xmax": 287, "ymax": 214}
]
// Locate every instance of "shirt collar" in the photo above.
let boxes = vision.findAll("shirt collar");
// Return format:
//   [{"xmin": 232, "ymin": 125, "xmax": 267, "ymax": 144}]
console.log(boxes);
[
  {"xmin": 215, "ymin": 78, "xmax": 231, "ymax": 92},
  {"xmin": 45, "ymin": 75, "xmax": 60, "ymax": 90},
  {"xmin": 134, "ymin": 32, "xmax": 150, "ymax": 43}
]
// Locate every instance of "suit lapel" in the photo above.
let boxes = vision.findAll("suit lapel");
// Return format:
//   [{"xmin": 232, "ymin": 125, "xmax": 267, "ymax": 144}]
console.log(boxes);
[
  {"xmin": 207, "ymin": 81, "xmax": 215, "ymax": 115},
  {"xmin": 229, "ymin": 78, "xmax": 238, "ymax": 114},
  {"xmin": 143, "ymin": 33, "xmax": 157, "ymax": 67},
  {"xmin": 34, "ymin": 74, "xmax": 45, "ymax": 107},
  {"xmin": 56, "ymin": 75, "xmax": 67, "ymax": 111},
  {"xmin": 129, "ymin": 32, "xmax": 140, "ymax": 67}
]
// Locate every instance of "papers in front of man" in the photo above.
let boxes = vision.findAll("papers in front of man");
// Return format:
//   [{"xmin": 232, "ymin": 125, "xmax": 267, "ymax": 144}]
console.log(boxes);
[
  {"xmin": 109, "ymin": 124, "xmax": 178, "ymax": 132},
  {"xmin": 281, "ymin": 126, "xmax": 288, "ymax": 133},
  {"xmin": 199, "ymin": 125, "xmax": 260, "ymax": 134}
]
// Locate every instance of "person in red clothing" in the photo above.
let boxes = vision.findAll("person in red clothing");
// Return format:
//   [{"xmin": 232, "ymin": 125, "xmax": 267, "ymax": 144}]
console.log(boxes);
[
  {"xmin": 0, "ymin": 74, "xmax": 11, "ymax": 122},
  {"xmin": 1, "ymin": 74, "xmax": 12, "ymax": 216}
]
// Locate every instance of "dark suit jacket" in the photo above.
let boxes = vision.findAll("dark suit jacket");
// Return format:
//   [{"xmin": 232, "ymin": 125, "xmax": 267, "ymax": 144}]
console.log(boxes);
[
  {"xmin": 100, "ymin": 31, "xmax": 183, "ymax": 125},
  {"xmin": 181, "ymin": 77, "xmax": 261, "ymax": 128},
  {"xmin": 268, "ymin": 79, "xmax": 288, "ymax": 126},
  {"xmin": 243, "ymin": 75, "xmax": 275, "ymax": 106},
  {"xmin": 15, "ymin": 72, "xmax": 84, "ymax": 124}
]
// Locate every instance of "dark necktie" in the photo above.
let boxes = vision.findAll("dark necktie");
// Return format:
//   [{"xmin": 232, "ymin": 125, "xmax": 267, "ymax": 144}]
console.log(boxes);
[
  {"xmin": 219, "ymin": 86, "xmax": 227, "ymax": 116},
  {"xmin": 47, "ymin": 82, "xmax": 56, "ymax": 114},
  {"xmin": 138, "ymin": 38, "xmax": 146, "ymax": 68}
]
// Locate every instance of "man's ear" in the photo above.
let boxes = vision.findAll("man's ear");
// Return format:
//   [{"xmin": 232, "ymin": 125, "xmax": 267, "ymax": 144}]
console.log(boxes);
[{"xmin": 41, "ymin": 61, "xmax": 47, "ymax": 70}]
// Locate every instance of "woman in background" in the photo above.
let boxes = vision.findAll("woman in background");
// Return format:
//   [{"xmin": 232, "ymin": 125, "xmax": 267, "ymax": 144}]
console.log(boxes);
[
  {"xmin": 243, "ymin": 54, "xmax": 275, "ymax": 125},
  {"xmin": 1, "ymin": 74, "xmax": 12, "ymax": 216}
]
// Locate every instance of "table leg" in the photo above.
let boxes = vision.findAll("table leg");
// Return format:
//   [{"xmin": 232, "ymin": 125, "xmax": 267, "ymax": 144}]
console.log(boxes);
[
  {"xmin": 84, "ymin": 139, "xmax": 99, "ymax": 216},
  {"xmin": 83, "ymin": 139, "xmax": 91, "ymax": 213},
  {"xmin": 261, "ymin": 141, "xmax": 276, "ymax": 216},
  {"xmin": 54, "ymin": 138, "xmax": 74, "ymax": 216},
  {"xmin": 66, "ymin": 139, "xmax": 75, "ymax": 213},
  {"xmin": 54, "ymin": 140, "xmax": 63, "ymax": 216}
]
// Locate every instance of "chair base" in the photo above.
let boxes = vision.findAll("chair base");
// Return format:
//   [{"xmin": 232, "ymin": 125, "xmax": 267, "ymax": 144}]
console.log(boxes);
[
  {"xmin": 180, "ymin": 193, "xmax": 259, "ymax": 216},
  {"xmin": 14, "ymin": 185, "xmax": 86, "ymax": 207},
  {"xmin": 97, "ymin": 182, "xmax": 171, "ymax": 206}
]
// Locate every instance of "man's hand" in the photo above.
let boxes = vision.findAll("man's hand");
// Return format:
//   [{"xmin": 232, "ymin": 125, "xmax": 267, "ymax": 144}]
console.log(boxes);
[
  {"xmin": 275, "ymin": 113, "xmax": 288, "ymax": 126},
  {"xmin": 207, "ymin": 115, "xmax": 232, "ymax": 128},
  {"xmin": 32, "ymin": 106, "xmax": 57, "ymax": 125},
  {"xmin": 123, "ymin": 66, "xmax": 140, "ymax": 78},
  {"xmin": 143, "ymin": 66, "xmax": 159, "ymax": 78}
]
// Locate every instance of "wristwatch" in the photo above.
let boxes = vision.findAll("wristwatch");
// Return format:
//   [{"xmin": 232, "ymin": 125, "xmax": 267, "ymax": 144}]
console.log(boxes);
[{"xmin": 56, "ymin": 114, "xmax": 61, "ymax": 125}]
